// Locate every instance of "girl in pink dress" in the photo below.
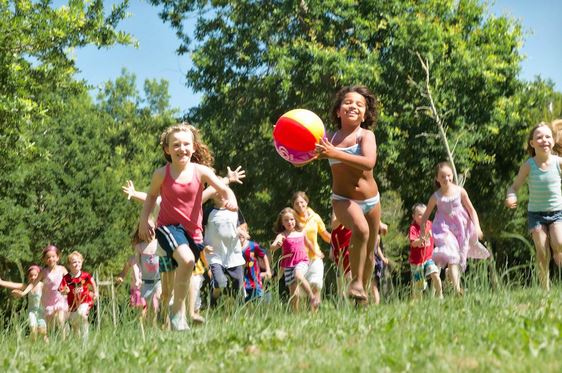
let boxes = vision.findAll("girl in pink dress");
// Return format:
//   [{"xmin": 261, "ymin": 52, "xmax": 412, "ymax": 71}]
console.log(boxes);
[
  {"xmin": 420, "ymin": 162, "xmax": 489, "ymax": 295},
  {"xmin": 15, "ymin": 245, "xmax": 68, "ymax": 333},
  {"xmin": 270, "ymin": 208, "xmax": 319, "ymax": 311}
]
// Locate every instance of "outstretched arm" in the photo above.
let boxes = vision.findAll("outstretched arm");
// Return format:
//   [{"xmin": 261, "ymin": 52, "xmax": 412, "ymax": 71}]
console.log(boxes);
[
  {"xmin": 139, "ymin": 168, "xmax": 165, "ymax": 241},
  {"xmin": 198, "ymin": 165, "xmax": 238, "ymax": 211},
  {"xmin": 506, "ymin": 162, "xmax": 530, "ymax": 208},
  {"xmin": 202, "ymin": 166, "xmax": 246, "ymax": 203},
  {"xmin": 0, "ymin": 277, "xmax": 25, "ymax": 291},
  {"xmin": 122, "ymin": 180, "xmax": 148, "ymax": 203}
]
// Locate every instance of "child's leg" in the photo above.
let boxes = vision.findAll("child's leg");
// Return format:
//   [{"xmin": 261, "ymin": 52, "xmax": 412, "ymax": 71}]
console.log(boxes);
[
  {"xmin": 363, "ymin": 206, "xmax": 381, "ymax": 292},
  {"xmin": 226, "ymin": 265, "xmax": 245, "ymax": 304},
  {"xmin": 160, "ymin": 270, "xmax": 175, "ymax": 328},
  {"xmin": 371, "ymin": 280, "xmax": 380, "ymax": 305},
  {"xmin": 531, "ymin": 226, "xmax": 551, "ymax": 290},
  {"xmin": 171, "ymin": 244, "xmax": 195, "ymax": 321},
  {"xmin": 332, "ymin": 200, "xmax": 370, "ymax": 299},
  {"xmin": 288, "ymin": 283, "xmax": 299, "ymax": 312},
  {"xmin": 429, "ymin": 272, "xmax": 443, "ymax": 298},
  {"xmin": 548, "ymin": 223, "xmax": 562, "ymax": 267},
  {"xmin": 448, "ymin": 264, "xmax": 462, "ymax": 294},
  {"xmin": 76, "ymin": 304, "xmax": 90, "ymax": 337},
  {"xmin": 188, "ymin": 275, "xmax": 205, "ymax": 323},
  {"xmin": 306, "ymin": 258, "xmax": 324, "ymax": 304},
  {"xmin": 210, "ymin": 264, "xmax": 227, "ymax": 307}
]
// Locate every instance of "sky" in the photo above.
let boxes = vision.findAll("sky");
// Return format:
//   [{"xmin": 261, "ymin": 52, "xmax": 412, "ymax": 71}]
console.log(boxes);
[{"xmin": 73, "ymin": 0, "xmax": 562, "ymax": 112}]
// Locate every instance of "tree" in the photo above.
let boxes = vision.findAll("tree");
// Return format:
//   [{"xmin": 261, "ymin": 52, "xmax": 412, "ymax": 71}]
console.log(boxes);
[{"xmin": 150, "ymin": 0, "xmax": 531, "ymax": 252}]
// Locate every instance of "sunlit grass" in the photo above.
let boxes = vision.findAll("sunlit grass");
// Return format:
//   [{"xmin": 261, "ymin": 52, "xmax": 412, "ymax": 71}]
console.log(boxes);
[{"xmin": 1, "ymin": 274, "xmax": 561, "ymax": 372}]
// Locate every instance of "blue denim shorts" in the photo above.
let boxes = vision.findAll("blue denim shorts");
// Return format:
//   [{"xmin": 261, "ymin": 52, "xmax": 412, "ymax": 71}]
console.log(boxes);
[
  {"xmin": 155, "ymin": 224, "xmax": 203, "ymax": 270},
  {"xmin": 527, "ymin": 210, "xmax": 562, "ymax": 231}
]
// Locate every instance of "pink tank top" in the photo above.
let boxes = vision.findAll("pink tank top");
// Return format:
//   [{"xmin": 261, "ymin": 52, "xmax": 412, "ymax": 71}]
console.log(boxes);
[
  {"xmin": 280, "ymin": 234, "xmax": 309, "ymax": 268},
  {"xmin": 157, "ymin": 163, "xmax": 204, "ymax": 242}
]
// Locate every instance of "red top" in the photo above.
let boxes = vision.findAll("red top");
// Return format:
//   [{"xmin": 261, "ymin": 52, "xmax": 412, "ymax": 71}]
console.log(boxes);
[
  {"xmin": 157, "ymin": 163, "xmax": 204, "ymax": 242},
  {"xmin": 60, "ymin": 272, "xmax": 94, "ymax": 312},
  {"xmin": 330, "ymin": 225, "xmax": 351, "ymax": 274},
  {"xmin": 408, "ymin": 221, "xmax": 434, "ymax": 265}
]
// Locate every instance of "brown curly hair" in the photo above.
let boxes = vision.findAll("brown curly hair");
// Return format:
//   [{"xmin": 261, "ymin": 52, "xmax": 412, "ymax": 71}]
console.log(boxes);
[
  {"xmin": 550, "ymin": 119, "xmax": 562, "ymax": 155},
  {"xmin": 160, "ymin": 122, "xmax": 214, "ymax": 167},
  {"xmin": 330, "ymin": 85, "xmax": 378, "ymax": 130}
]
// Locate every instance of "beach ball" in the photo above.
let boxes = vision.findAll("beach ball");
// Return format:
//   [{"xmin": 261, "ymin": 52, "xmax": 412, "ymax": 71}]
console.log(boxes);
[{"xmin": 273, "ymin": 109, "xmax": 325, "ymax": 166}]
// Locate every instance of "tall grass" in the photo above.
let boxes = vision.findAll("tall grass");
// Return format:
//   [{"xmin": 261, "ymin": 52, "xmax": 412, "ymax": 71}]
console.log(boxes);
[{"xmin": 1, "ymin": 267, "xmax": 561, "ymax": 372}]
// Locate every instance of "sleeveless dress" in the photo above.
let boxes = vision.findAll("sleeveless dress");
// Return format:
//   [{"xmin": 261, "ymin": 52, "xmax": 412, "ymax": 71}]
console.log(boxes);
[
  {"xmin": 431, "ymin": 190, "xmax": 490, "ymax": 271},
  {"xmin": 41, "ymin": 267, "xmax": 69, "ymax": 316}
]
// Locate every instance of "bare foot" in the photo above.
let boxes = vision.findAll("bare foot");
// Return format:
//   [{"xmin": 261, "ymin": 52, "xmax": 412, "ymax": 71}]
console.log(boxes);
[
  {"xmin": 190, "ymin": 314, "xmax": 205, "ymax": 324},
  {"xmin": 348, "ymin": 282, "xmax": 367, "ymax": 301}
]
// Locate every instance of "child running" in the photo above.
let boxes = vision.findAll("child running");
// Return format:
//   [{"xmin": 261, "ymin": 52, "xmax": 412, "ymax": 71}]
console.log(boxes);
[
  {"xmin": 59, "ymin": 251, "xmax": 97, "ymax": 338},
  {"xmin": 138, "ymin": 122, "xmax": 237, "ymax": 331},
  {"xmin": 316, "ymin": 85, "xmax": 381, "ymax": 303},
  {"xmin": 506, "ymin": 122, "xmax": 562, "ymax": 290},
  {"xmin": 204, "ymin": 187, "xmax": 246, "ymax": 307},
  {"xmin": 409, "ymin": 203, "xmax": 442, "ymax": 299},
  {"xmin": 271, "ymin": 208, "xmax": 319, "ymax": 311},
  {"xmin": 240, "ymin": 224, "xmax": 272, "ymax": 302},
  {"xmin": 14, "ymin": 245, "xmax": 68, "ymax": 335},
  {"xmin": 0, "ymin": 265, "xmax": 47, "ymax": 341},
  {"xmin": 131, "ymin": 225, "xmax": 161, "ymax": 324},
  {"xmin": 420, "ymin": 162, "xmax": 489, "ymax": 295}
]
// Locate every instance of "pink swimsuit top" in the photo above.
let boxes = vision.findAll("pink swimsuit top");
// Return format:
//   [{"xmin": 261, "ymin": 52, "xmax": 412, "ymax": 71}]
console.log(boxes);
[
  {"xmin": 280, "ymin": 234, "xmax": 309, "ymax": 268},
  {"xmin": 157, "ymin": 163, "xmax": 204, "ymax": 242}
]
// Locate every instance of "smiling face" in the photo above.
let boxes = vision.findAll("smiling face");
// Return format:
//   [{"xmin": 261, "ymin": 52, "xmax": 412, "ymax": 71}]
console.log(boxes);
[
  {"xmin": 281, "ymin": 213, "xmax": 297, "ymax": 232},
  {"xmin": 337, "ymin": 92, "xmax": 366, "ymax": 127},
  {"xmin": 436, "ymin": 164, "xmax": 454, "ymax": 189},
  {"xmin": 292, "ymin": 196, "xmax": 308, "ymax": 215},
  {"xmin": 165, "ymin": 130, "xmax": 194, "ymax": 165},
  {"xmin": 529, "ymin": 125, "xmax": 554, "ymax": 155}
]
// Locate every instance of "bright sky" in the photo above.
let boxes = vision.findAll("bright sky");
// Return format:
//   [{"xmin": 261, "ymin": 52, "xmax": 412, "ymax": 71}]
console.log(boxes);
[{"xmin": 73, "ymin": 0, "xmax": 562, "ymax": 112}]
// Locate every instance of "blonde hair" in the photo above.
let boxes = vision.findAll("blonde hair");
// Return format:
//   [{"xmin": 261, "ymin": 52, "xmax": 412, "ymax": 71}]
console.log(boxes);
[
  {"xmin": 551, "ymin": 119, "xmax": 562, "ymax": 155},
  {"xmin": 67, "ymin": 251, "xmax": 84, "ymax": 263},
  {"xmin": 159, "ymin": 122, "xmax": 214, "ymax": 167},
  {"xmin": 273, "ymin": 207, "xmax": 304, "ymax": 233}
]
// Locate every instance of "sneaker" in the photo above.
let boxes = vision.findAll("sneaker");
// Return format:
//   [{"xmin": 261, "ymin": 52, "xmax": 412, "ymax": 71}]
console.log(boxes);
[{"xmin": 170, "ymin": 313, "xmax": 189, "ymax": 331}]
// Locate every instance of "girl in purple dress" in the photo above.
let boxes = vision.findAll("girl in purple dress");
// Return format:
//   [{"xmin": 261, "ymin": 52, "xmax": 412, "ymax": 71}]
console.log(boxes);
[{"xmin": 420, "ymin": 162, "xmax": 489, "ymax": 295}]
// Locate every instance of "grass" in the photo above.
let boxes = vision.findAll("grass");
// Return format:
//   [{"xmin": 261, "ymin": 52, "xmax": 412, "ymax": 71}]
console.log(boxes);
[{"xmin": 1, "ymin": 283, "xmax": 561, "ymax": 372}]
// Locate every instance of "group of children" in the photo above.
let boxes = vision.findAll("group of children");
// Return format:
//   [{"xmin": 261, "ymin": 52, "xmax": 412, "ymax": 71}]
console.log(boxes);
[
  {"xmin": 2, "ymin": 85, "xmax": 561, "ymax": 339},
  {"xmin": 0, "ymin": 246, "xmax": 96, "ymax": 340}
]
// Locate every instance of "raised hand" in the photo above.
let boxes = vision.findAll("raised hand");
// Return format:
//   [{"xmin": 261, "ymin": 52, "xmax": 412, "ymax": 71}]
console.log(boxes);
[{"xmin": 227, "ymin": 166, "xmax": 246, "ymax": 184}]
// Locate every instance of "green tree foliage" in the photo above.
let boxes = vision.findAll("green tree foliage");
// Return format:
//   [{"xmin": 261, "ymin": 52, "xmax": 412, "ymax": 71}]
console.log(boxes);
[{"xmin": 149, "ymin": 0, "xmax": 554, "ymax": 264}]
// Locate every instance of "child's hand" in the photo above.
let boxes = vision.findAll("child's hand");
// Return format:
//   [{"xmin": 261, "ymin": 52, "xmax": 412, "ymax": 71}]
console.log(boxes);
[
  {"xmin": 115, "ymin": 276, "xmax": 124, "ymax": 286},
  {"xmin": 224, "ymin": 199, "xmax": 238, "ymax": 212},
  {"xmin": 379, "ymin": 222, "xmax": 388, "ymax": 236},
  {"xmin": 227, "ymin": 166, "xmax": 246, "ymax": 184},
  {"xmin": 204, "ymin": 245, "xmax": 214, "ymax": 254},
  {"xmin": 135, "ymin": 279, "xmax": 142, "ymax": 289},
  {"xmin": 60, "ymin": 286, "xmax": 70, "ymax": 295},
  {"xmin": 11, "ymin": 289, "xmax": 23, "ymax": 298},
  {"xmin": 260, "ymin": 271, "xmax": 272, "ymax": 281},
  {"xmin": 476, "ymin": 226, "xmax": 484, "ymax": 240},
  {"xmin": 139, "ymin": 219, "xmax": 155, "ymax": 242},
  {"xmin": 315, "ymin": 137, "xmax": 336, "ymax": 159},
  {"xmin": 505, "ymin": 196, "xmax": 517, "ymax": 209},
  {"xmin": 122, "ymin": 180, "xmax": 136, "ymax": 200},
  {"xmin": 316, "ymin": 250, "xmax": 325, "ymax": 259},
  {"xmin": 271, "ymin": 235, "xmax": 285, "ymax": 249}
]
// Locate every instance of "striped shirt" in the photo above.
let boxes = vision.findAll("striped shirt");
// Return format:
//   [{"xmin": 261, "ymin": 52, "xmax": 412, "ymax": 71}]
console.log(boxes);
[{"xmin": 527, "ymin": 155, "xmax": 562, "ymax": 212}]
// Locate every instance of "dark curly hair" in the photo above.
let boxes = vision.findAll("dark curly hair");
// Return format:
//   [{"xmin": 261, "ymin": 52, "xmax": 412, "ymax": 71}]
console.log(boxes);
[{"xmin": 330, "ymin": 85, "xmax": 378, "ymax": 129}]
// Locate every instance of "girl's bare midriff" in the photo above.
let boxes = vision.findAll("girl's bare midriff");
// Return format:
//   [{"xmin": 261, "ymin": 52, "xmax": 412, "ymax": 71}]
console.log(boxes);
[{"xmin": 331, "ymin": 164, "xmax": 378, "ymax": 200}]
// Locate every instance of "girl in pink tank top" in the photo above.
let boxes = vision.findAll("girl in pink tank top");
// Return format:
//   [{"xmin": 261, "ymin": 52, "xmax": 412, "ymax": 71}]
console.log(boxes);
[
  {"xmin": 137, "ymin": 122, "xmax": 238, "ymax": 331},
  {"xmin": 271, "ymin": 208, "xmax": 320, "ymax": 311}
]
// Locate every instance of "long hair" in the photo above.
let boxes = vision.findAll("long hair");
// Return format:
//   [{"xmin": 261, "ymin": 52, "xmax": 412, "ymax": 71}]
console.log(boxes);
[
  {"xmin": 273, "ymin": 207, "xmax": 304, "ymax": 234},
  {"xmin": 330, "ymin": 85, "xmax": 378, "ymax": 130},
  {"xmin": 160, "ymin": 122, "xmax": 214, "ymax": 167},
  {"xmin": 550, "ymin": 119, "xmax": 562, "ymax": 155},
  {"xmin": 42, "ymin": 244, "xmax": 60, "ymax": 260},
  {"xmin": 290, "ymin": 191, "xmax": 309, "ymax": 206}
]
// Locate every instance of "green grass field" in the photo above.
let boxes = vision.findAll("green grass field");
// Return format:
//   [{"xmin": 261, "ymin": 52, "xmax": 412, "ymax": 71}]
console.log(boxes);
[{"xmin": 1, "ymin": 284, "xmax": 561, "ymax": 372}]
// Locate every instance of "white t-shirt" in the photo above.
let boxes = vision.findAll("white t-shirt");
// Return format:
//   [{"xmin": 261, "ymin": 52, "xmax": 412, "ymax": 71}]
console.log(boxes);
[{"xmin": 204, "ymin": 208, "xmax": 245, "ymax": 268}]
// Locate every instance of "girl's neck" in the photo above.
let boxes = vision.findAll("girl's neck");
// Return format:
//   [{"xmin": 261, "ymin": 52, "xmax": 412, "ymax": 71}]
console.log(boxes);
[
  {"xmin": 439, "ymin": 183, "xmax": 456, "ymax": 195},
  {"xmin": 71, "ymin": 271, "xmax": 81, "ymax": 278},
  {"xmin": 170, "ymin": 159, "xmax": 191, "ymax": 173},
  {"xmin": 534, "ymin": 152, "xmax": 550, "ymax": 162}
]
